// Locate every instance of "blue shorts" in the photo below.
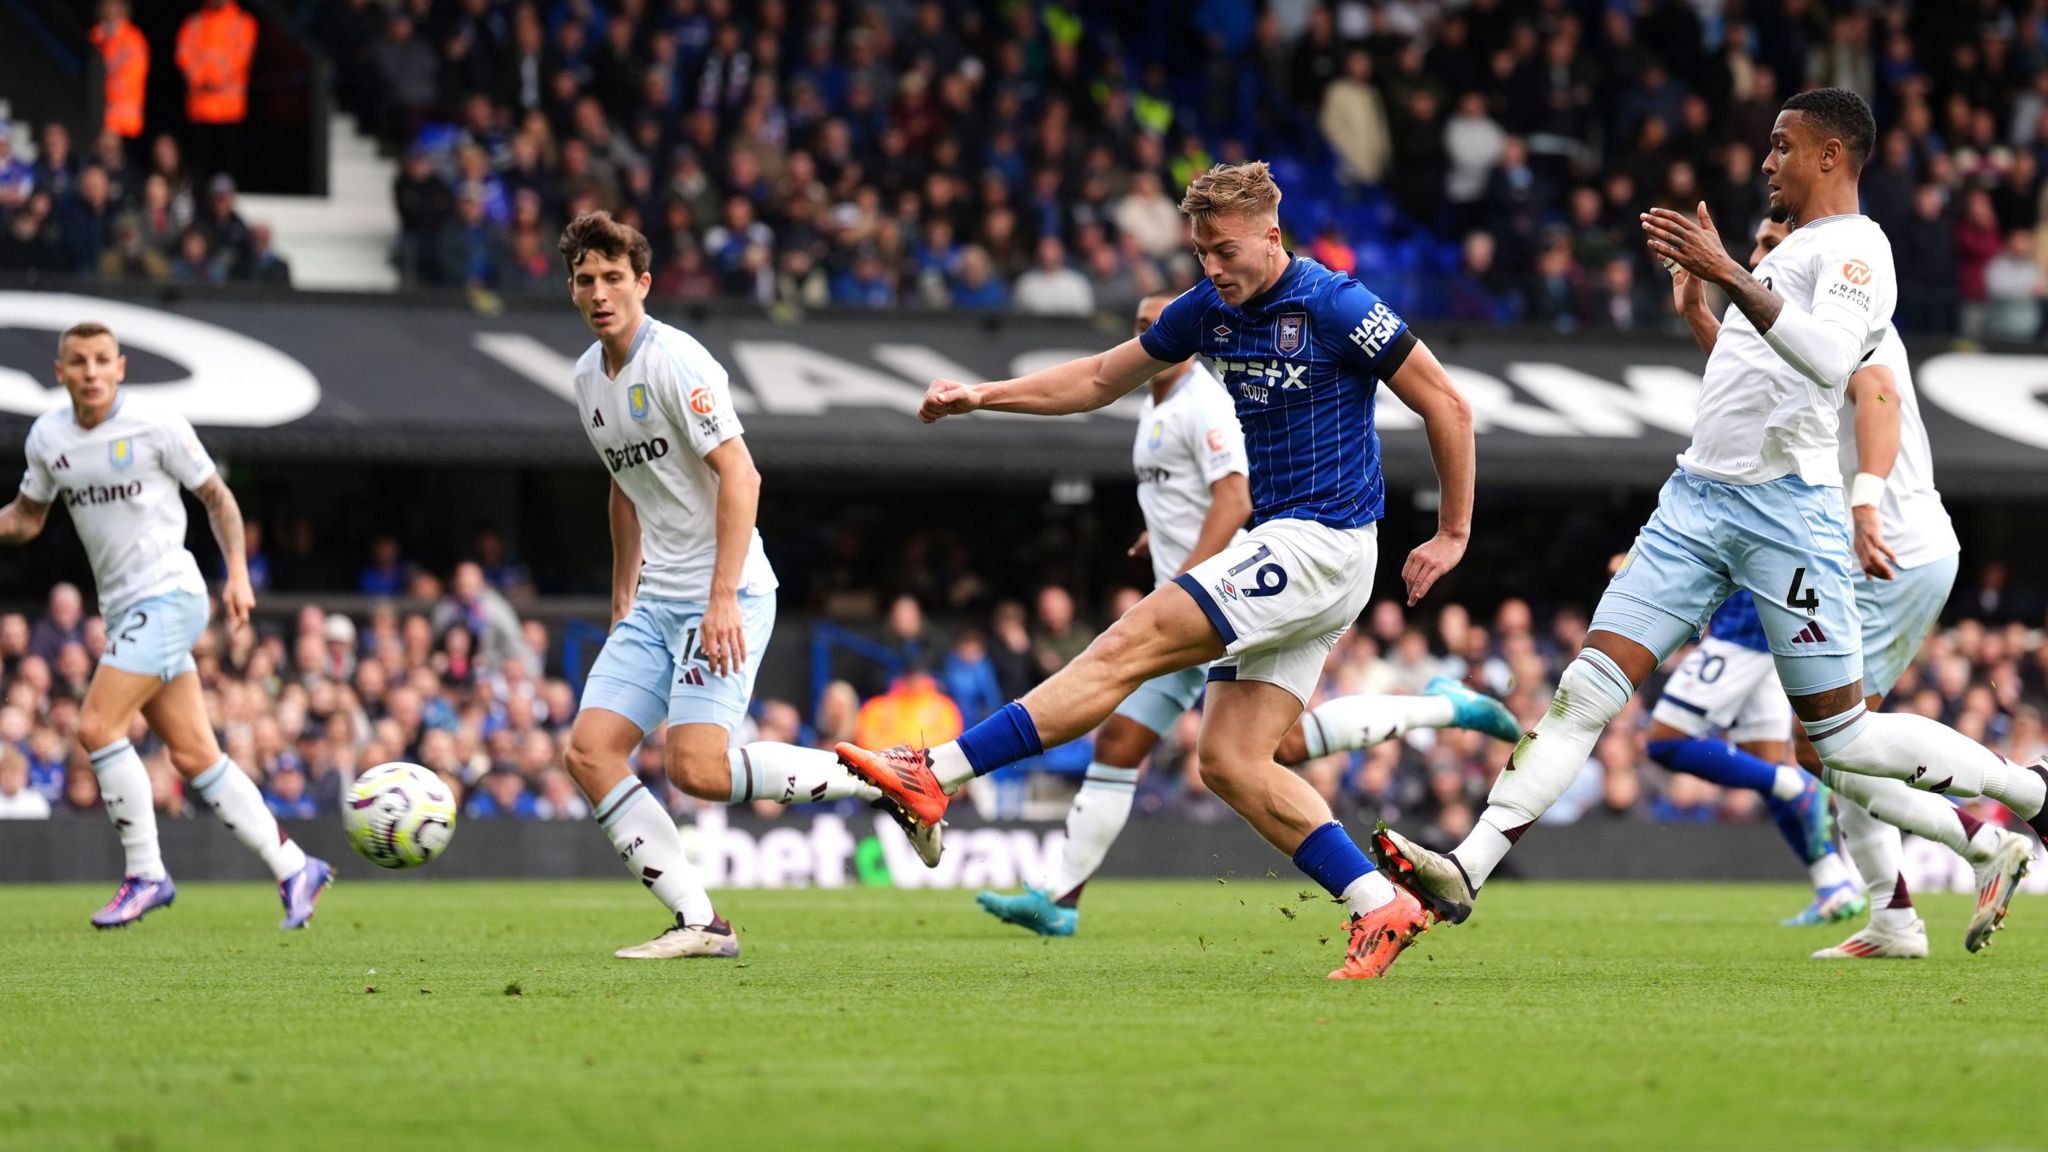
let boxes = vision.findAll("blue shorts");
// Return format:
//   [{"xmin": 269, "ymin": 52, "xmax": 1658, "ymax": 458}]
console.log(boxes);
[
  {"xmin": 100, "ymin": 589, "xmax": 208, "ymax": 682},
  {"xmin": 1113, "ymin": 665, "xmax": 1208, "ymax": 735},
  {"xmin": 1594, "ymin": 470, "xmax": 1863, "ymax": 696},
  {"xmin": 1856, "ymin": 553, "xmax": 1958, "ymax": 699},
  {"xmin": 580, "ymin": 591, "xmax": 775, "ymax": 734}
]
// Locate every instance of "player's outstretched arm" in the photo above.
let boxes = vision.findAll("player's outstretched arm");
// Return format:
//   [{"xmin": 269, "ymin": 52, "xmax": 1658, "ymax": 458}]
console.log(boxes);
[
  {"xmin": 700, "ymin": 436, "xmax": 761, "ymax": 678},
  {"xmin": 0, "ymin": 494, "xmax": 49, "ymax": 546},
  {"xmin": 194, "ymin": 475, "xmax": 253, "ymax": 631},
  {"xmin": 606, "ymin": 478, "xmax": 642, "ymax": 628},
  {"xmin": 1383, "ymin": 340, "xmax": 1475, "ymax": 606},
  {"xmin": 1846, "ymin": 362, "xmax": 1902, "ymax": 580},
  {"xmin": 1176, "ymin": 473, "xmax": 1252, "ymax": 576},
  {"xmin": 920, "ymin": 337, "xmax": 1167, "ymax": 423}
]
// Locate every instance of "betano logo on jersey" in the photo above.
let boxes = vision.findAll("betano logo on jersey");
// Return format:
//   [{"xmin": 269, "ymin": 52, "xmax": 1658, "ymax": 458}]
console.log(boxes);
[
  {"xmin": 63, "ymin": 480, "xmax": 144, "ymax": 507},
  {"xmin": 603, "ymin": 437, "xmax": 670, "ymax": 473},
  {"xmin": 108, "ymin": 438, "xmax": 134, "ymax": 470},
  {"xmin": 627, "ymin": 383, "xmax": 651, "ymax": 421}
]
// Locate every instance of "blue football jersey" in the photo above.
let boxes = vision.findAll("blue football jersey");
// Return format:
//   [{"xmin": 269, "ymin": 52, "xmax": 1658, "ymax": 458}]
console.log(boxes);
[
  {"xmin": 1139, "ymin": 256, "xmax": 1411, "ymax": 529},
  {"xmin": 1707, "ymin": 591, "xmax": 1771, "ymax": 652}
]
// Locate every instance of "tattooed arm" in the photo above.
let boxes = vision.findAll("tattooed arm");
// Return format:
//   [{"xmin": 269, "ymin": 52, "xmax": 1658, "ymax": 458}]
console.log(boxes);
[{"xmin": 195, "ymin": 474, "xmax": 254, "ymax": 630}]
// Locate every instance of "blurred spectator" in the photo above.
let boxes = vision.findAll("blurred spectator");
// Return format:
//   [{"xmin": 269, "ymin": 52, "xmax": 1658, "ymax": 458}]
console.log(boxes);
[
  {"xmin": 466, "ymin": 766, "xmax": 538, "ymax": 818},
  {"xmin": 1032, "ymin": 586, "xmax": 1088, "ymax": 678},
  {"xmin": 0, "ymin": 747, "xmax": 50, "ymax": 819},
  {"xmin": 262, "ymin": 762, "xmax": 319, "ymax": 820},
  {"xmin": 245, "ymin": 222, "xmax": 293, "ymax": 285},
  {"xmin": 1984, "ymin": 229, "xmax": 2044, "ymax": 341},
  {"xmin": 941, "ymin": 630, "xmax": 1004, "ymax": 725},
  {"xmin": 200, "ymin": 174, "xmax": 252, "ymax": 277},
  {"xmin": 1013, "ymin": 236, "xmax": 1094, "ymax": 316},
  {"xmin": 1956, "ymin": 189, "xmax": 2006, "ymax": 339},
  {"xmin": 62, "ymin": 166, "xmax": 119, "ymax": 275},
  {"xmin": 434, "ymin": 562, "xmax": 536, "ymax": 675},
  {"xmin": 1321, "ymin": 49, "xmax": 1391, "ymax": 186},
  {"xmin": 30, "ymin": 585, "xmax": 85, "ymax": 667},
  {"xmin": 1443, "ymin": 92, "xmax": 1506, "ymax": 236},
  {"xmin": 91, "ymin": 0, "xmax": 150, "ymax": 161},
  {"xmin": 170, "ymin": 226, "xmax": 227, "ymax": 284},
  {"xmin": 853, "ymin": 669, "xmax": 963, "ymax": 751},
  {"xmin": 176, "ymin": 0, "xmax": 259, "ymax": 183}
]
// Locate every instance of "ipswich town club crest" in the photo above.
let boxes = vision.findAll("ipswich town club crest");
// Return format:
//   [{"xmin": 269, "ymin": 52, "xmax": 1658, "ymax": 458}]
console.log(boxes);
[
  {"xmin": 1276, "ymin": 313, "xmax": 1305, "ymax": 356},
  {"xmin": 627, "ymin": 383, "xmax": 651, "ymax": 421}
]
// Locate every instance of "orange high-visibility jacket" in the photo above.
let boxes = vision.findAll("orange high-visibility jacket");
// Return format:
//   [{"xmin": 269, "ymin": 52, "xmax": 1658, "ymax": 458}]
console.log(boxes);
[
  {"xmin": 854, "ymin": 680, "xmax": 964, "ymax": 751},
  {"xmin": 175, "ymin": 3, "xmax": 258, "ymax": 125},
  {"xmin": 92, "ymin": 19, "xmax": 150, "ymax": 138}
]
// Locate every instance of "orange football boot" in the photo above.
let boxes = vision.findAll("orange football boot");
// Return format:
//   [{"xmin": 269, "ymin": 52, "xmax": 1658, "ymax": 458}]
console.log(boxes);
[
  {"xmin": 1328, "ymin": 888, "xmax": 1432, "ymax": 980},
  {"xmin": 835, "ymin": 742, "xmax": 951, "ymax": 829}
]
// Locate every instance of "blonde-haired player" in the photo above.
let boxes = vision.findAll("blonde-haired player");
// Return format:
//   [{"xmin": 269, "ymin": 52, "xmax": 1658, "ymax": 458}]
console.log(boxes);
[{"xmin": 0, "ymin": 322, "xmax": 331, "ymax": 929}]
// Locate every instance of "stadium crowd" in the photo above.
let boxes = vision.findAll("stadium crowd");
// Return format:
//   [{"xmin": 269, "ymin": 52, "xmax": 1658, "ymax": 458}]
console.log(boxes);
[
  {"xmin": 6, "ymin": 1, "xmax": 2048, "ymax": 337},
  {"xmin": 0, "ymin": 552, "xmax": 2038, "ymax": 851}
]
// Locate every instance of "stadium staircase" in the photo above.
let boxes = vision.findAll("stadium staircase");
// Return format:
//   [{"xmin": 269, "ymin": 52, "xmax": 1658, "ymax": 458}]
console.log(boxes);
[{"xmin": 237, "ymin": 115, "xmax": 398, "ymax": 291}]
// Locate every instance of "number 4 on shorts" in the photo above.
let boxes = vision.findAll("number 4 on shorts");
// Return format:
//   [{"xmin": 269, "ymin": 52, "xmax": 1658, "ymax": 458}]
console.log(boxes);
[{"xmin": 1785, "ymin": 567, "xmax": 1820, "ymax": 613}]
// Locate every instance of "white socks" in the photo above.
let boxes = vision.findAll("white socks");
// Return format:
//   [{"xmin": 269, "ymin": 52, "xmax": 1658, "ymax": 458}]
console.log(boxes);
[
  {"xmin": 1838, "ymin": 799, "xmax": 1916, "ymax": 931},
  {"xmin": 1811, "ymin": 709, "xmax": 2047, "ymax": 818},
  {"xmin": 1769, "ymin": 766, "xmax": 1808, "ymax": 802},
  {"xmin": 1808, "ymin": 849, "xmax": 1858, "ymax": 893},
  {"xmin": 190, "ymin": 755, "xmax": 307, "ymax": 882},
  {"xmin": 1342, "ymin": 870, "xmax": 1398, "ymax": 917},
  {"xmin": 1299, "ymin": 694, "xmax": 1456, "ymax": 759},
  {"xmin": 89, "ymin": 739, "xmax": 164, "ymax": 881},
  {"xmin": 1459, "ymin": 651, "xmax": 1634, "ymax": 888},
  {"xmin": 594, "ymin": 776, "xmax": 715, "ymax": 926},
  {"xmin": 1822, "ymin": 768, "xmax": 1987, "ymax": 862},
  {"xmin": 930, "ymin": 742, "xmax": 975, "ymax": 792},
  {"xmin": 728, "ymin": 744, "xmax": 879, "ymax": 805},
  {"xmin": 1046, "ymin": 764, "xmax": 1139, "ymax": 902}
]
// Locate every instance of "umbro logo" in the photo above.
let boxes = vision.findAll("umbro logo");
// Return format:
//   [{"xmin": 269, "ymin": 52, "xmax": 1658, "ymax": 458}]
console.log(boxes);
[
  {"xmin": 1790, "ymin": 622, "xmax": 1828, "ymax": 644},
  {"xmin": 1211, "ymin": 324, "xmax": 1231, "ymax": 339}
]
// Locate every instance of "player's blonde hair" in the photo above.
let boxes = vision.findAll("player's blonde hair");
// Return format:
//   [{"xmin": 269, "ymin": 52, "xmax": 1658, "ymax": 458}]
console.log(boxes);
[{"xmin": 1179, "ymin": 161, "xmax": 1282, "ymax": 229}]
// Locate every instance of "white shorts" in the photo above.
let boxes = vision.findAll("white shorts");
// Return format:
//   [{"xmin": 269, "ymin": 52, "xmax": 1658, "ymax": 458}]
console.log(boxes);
[
  {"xmin": 1649, "ymin": 636, "xmax": 1793, "ymax": 746},
  {"xmin": 1172, "ymin": 518, "xmax": 1377, "ymax": 706}
]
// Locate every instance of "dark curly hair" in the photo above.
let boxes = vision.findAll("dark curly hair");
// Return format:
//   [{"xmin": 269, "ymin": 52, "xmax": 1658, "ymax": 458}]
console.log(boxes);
[
  {"xmin": 557, "ymin": 210, "xmax": 652, "ymax": 277},
  {"xmin": 1780, "ymin": 87, "xmax": 1876, "ymax": 170}
]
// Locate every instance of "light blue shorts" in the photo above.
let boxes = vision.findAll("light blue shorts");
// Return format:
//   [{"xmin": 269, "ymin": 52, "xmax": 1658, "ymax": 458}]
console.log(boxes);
[
  {"xmin": 1855, "ymin": 553, "xmax": 1958, "ymax": 699},
  {"xmin": 101, "ymin": 589, "xmax": 208, "ymax": 682},
  {"xmin": 1594, "ymin": 470, "xmax": 1864, "ymax": 696},
  {"xmin": 1113, "ymin": 664, "xmax": 1208, "ymax": 735},
  {"xmin": 580, "ymin": 591, "xmax": 775, "ymax": 734}
]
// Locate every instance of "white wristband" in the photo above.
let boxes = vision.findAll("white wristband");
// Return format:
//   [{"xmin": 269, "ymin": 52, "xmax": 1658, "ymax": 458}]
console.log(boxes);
[{"xmin": 1848, "ymin": 471, "xmax": 1886, "ymax": 508}]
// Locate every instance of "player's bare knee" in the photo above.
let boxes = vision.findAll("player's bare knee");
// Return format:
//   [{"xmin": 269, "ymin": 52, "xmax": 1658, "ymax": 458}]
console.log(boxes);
[
  {"xmin": 664, "ymin": 746, "xmax": 730, "ymax": 801},
  {"xmin": 164, "ymin": 743, "xmax": 217, "ymax": 779},
  {"xmin": 1195, "ymin": 747, "xmax": 1251, "ymax": 802},
  {"xmin": 1274, "ymin": 725, "xmax": 1309, "ymax": 765},
  {"xmin": 562, "ymin": 736, "xmax": 616, "ymax": 796},
  {"xmin": 77, "ymin": 710, "xmax": 125, "ymax": 753}
]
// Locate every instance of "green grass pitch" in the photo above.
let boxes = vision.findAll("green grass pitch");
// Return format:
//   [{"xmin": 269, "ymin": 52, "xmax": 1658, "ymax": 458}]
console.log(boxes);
[{"xmin": 2, "ymin": 879, "xmax": 2042, "ymax": 1152}]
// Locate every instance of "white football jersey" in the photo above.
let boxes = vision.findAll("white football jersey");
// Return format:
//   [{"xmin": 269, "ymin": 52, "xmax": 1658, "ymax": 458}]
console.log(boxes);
[
  {"xmin": 575, "ymin": 318, "xmax": 775, "ymax": 602},
  {"xmin": 1681, "ymin": 214, "xmax": 1897, "ymax": 487},
  {"xmin": 18, "ymin": 392, "xmax": 213, "ymax": 617},
  {"xmin": 1837, "ymin": 327, "xmax": 1959, "ymax": 569},
  {"xmin": 1132, "ymin": 361, "xmax": 1248, "ymax": 588}
]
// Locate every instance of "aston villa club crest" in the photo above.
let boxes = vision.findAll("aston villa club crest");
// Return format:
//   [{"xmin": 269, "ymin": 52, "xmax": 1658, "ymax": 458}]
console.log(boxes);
[
  {"xmin": 627, "ymin": 383, "xmax": 650, "ymax": 421},
  {"xmin": 108, "ymin": 438, "xmax": 134, "ymax": 470},
  {"xmin": 1148, "ymin": 420, "xmax": 1165, "ymax": 448},
  {"xmin": 1276, "ymin": 313, "xmax": 1306, "ymax": 356}
]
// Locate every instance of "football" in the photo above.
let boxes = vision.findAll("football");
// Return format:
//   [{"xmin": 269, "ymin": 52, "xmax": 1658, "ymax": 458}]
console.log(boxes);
[{"xmin": 342, "ymin": 762, "xmax": 458, "ymax": 870}]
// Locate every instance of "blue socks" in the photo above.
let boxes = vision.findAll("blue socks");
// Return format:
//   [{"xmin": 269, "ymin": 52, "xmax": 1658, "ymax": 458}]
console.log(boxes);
[
  {"xmin": 956, "ymin": 701, "xmax": 1045, "ymax": 778},
  {"xmin": 1292, "ymin": 821, "xmax": 1375, "ymax": 899},
  {"xmin": 1646, "ymin": 737, "xmax": 1778, "ymax": 794},
  {"xmin": 1647, "ymin": 736, "xmax": 1828, "ymax": 865}
]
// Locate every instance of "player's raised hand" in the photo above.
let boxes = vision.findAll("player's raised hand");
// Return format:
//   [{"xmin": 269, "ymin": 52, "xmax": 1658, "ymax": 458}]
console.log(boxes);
[
  {"xmin": 1641, "ymin": 202, "xmax": 1738, "ymax": 285},
  {"xmin": 920, "ymin": 379, "xmax": 982, "ymax": 423},
  {"xmin": 221, "ymin": 570, "xmax": 254, "ymax": 634},
  {"xmin": 698, "ymin": 591, "xmax": 747, "ymax": 678},
  {"xmin": 1402, "ymin": 532, "xmax": 1467, "ymax": 606},
  {"xmin": 1127, "ymin": 530, "xmax": 1150, "ymax": 559}
]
